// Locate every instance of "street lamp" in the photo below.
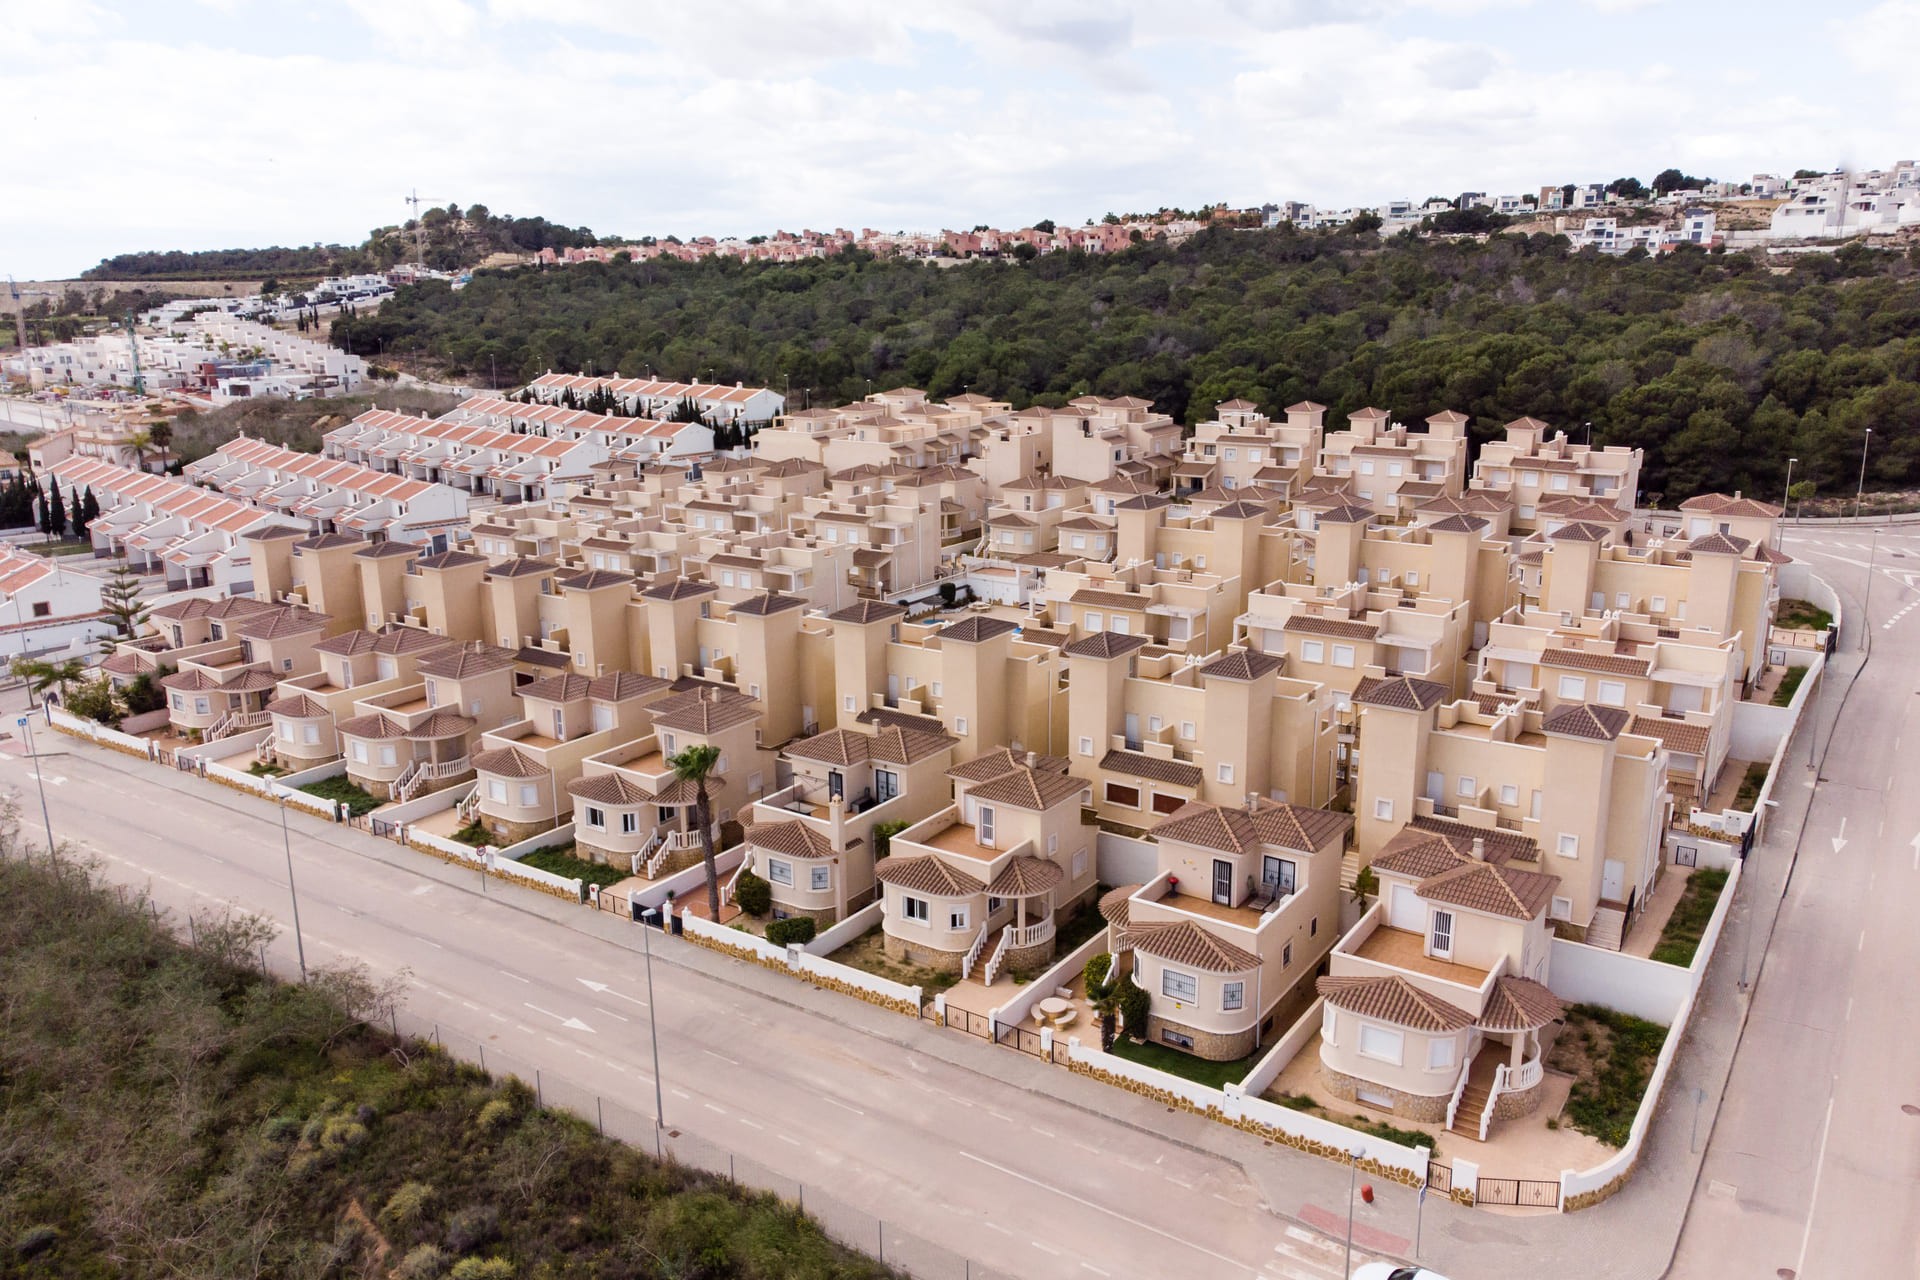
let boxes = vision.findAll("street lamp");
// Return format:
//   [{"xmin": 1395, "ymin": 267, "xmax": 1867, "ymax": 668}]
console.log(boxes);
[
  {"xmin": 1343, "ymin": 1147, "xmax": 1365, "ymax": 1278},
  {"xmin": 16, "ymin": 714, "xmax": 55, "ymax": 862},
  {"xmin": 1854, "ymin": 428, "xmax": 1872, "ymax": 520},
  {"xmin": 1583, "ymin": 420, "xmax": 1594, "ymax": 447},
  {"xmin": 1778, "ymin": 457, "xmax": 1798, "ymax": 550},
  {"xmin": 640, "ymin": 906, "xmax": 667, "ymax": 1130},
  {"xmin": 272, "ymin": 786, "xmax": 309, "ymax": 982},
  {"xmin": 1862, "ymin": 528, "xmax": 1881, "ymax": 650}
]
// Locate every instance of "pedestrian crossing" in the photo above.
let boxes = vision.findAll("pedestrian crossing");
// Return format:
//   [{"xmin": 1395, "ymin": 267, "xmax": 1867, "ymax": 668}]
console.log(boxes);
[{"xmin": 1264, "ymin": 1224, "xmax": 1383, "ymax": 1280}]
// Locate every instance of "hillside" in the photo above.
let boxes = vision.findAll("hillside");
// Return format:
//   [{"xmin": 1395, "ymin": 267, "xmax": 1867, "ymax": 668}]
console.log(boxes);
[
  {"xmin": 334, "ymin": 229, "xmax": 1920, "ymax": 503},
  {"xmin": 0, "ymin": 844, "xmax": 894, "ymax": 1280}
]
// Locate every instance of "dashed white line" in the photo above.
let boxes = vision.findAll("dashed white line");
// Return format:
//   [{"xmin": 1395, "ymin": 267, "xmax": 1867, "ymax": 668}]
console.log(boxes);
[
  {"xmin": 488, "ymin": 1013, "xmax": 507, "ymax": 1023},
  {"xmin": 1858, "ymin": 929, "xmax": 1867, "ymax": 952},
  {"xmin": 778, "ymin": 1134, "xmax": 803, "ymax": 1147},
  {"xmin": 1080, "ymin": 1265, "xmax": 1110, "ymax": 1277},
  {"xmin": 821, "ymin": 1096, "xmax": 866, "ymax": 1116},
  {"xmin": 672, "ymin": 1088, "xmax": 692, "ymax": 1100},
  {"xmin": 983, "ymin": 1222, "xmax": 1013, "ymax": 1237},
  {"xmin": 1031, "ymin": 1241, "xmax": 1062, "ymax": 1256},
  {"xmin": 461, "ymin": 1001, "xmax": 479, "ymax": 1011},
  {"xmin": 702, "ymin": 1049, "xmax": 740, "ymax": 1065},
  {"xmin": 705, "ymin": 1103, "xmax": 727, "ymax": 1115},
  {"xmin": 497, "ymin": 968, "xmax": 531, "ymax": 983},
  {"xmin": 737, "ymin": 1117, "xmax": 764, "ymax": 1130}
]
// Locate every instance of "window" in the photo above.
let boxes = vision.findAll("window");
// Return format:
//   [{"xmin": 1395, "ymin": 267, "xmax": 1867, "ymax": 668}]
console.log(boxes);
[
  {"xmin": 279, "ymin": 722, "xmax": 294, "ymax": 742},
  {"xmin": 1161, "ymin": 969, "xmax": 1198, "ymax": 1002},
  {"xmin": 1216, "ymin": 763, "xmax": 1234, "ymax": 784},
  {"xmin": 1405, "ymin": 571, "xmax": 1419, "ymax": 587},
  {"xmin": 1557, "ymin": 675, "xmax": 1587, "ymax": 699},
  {"xmin": 1331, "ymin": 644, "xmax": 1356, "ymax": 668},
  {"xmin": 955, "ymin": 717, "xmax": 969, "ymax": 736},
  {"xmin": 1160, "ymin": 1028, "xmax": 1195, "ymax": 1050},
  {"xmin": 766, "ymin": 859, "xmax": 793, "ymax": 886},
  {"xmin": 1300, "ymin": 639, "xmax": 1325, "ymax": 663},
  {"xmin": 948, "ymin": 907, "xmax": 969, "ymax": 930},
  {"xmin": 379, "ymin": 745, "xmax": 397, "ymax": 767},
  {"xmin": 844, "ymin": 695, "xmax": 856, "ymax": 712},
  {"xmin": 810, "ymin": 865, "xmax": 831, "ymax": 892},
  {"xmin": 1104, "ymin": 781, "xmax": 1141, "ymax": 808},
  {"xmin": 875, "ymin": 769, "xmax": 899, "ymax": 801},
  {"xmin": 1283, "ymin": 941, "xmax": 1293, "ymax": 967},
  {"xmin": 303, "ymin": 725, "xmax": 320, "ymax": 744},
  {"xmin": 1374, "ymin": 798, "xmax": 1393, "ymax": 821},
  {"xmin": 1221, "ymin": 981, "xmax": 1245, "ymax": 1011},
  {"xmin": 1180, "ymin": 721, "xmax": 1196, "ymax": 740},
  {"xmin": 662, "ymin": 733, "xmax": 676, "ymax": 755},
  {"xmin": 1073, "ymin": 848, "xmax": 1088, "ymax": 878},
  {"xmin": 1085, "ymin": 611, "xmax": 1102, "ymax": 630},
  {"xmin": 1427, "ymin": 1037, "xmax": 1456, "ymax": 1071},
  {"xmin": 1550, "ymin": 895, "xmax": 1573, "ymax": 921},
  {"xmin": 487, "ymin": 779, "xmax": 506, "ymax": 801},
  {"xmin": 1047, "ymin": 832, "xmax": 1059, "ymax": 855},
  {"xmin": 1597, "ymin": 680, "xmax": 1627, "ymax": 707},
  {"xmin": 902, "ymin": 895, "xmax": 929, "ymax": 922},
  {"xmin": 1557, "ymin": 833, "xmax": 1580, "ymax": 857},
  {"xmin": 352, "ymin": 741, "xmax": 369, "ymax": 763},
  {"xmin": 1311, "ymin": 916, "xmax": 1318, "ymax": 937},
  {"xmin": 931, "ymin": 682, "xmax": 942, "ymax": 697},
  {"xmin": 620, "ymin": 812, "xmax": 639, "ymax": 835},
  {"xmin": 515, "ymin": 784, "xmax": 536, "ymax": 807},
  {"xmin": 1650, "ymin": 594, "xmax": 1667, "ymax": 614},
  {"xmin": 1456, "ymin": 775, "xmax": 1477, "ymax": 798},
  {"xmin": 585, "ymin": 806, "xmax": 606, "ymax": 830},
  {"xmin": 194, "ymin": 696, "xmax": 210, "ymax": 715},
  {"xmin": 1494, "ymin": 783, "xmax": 1517, "ymax": 807},
  {"xmin": 1358, "ymin": 1024, "xmax": 1404, "ymax": 1065},
  {"xmin": 1079, "ymin": 736, "xmax": 1094, "ymax": 757},
  {"xmin": 976, "ymin": 804, "xmax": 995, "ymax": 844}
]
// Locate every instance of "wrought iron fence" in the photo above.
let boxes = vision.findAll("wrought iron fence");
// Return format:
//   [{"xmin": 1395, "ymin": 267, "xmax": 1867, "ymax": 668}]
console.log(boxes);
[
  {"xmin": 1426, "ymin": 1161, "xmax": 1452, "ymax": 1194},
  {"xmin": 1474, "ymin": 1176, "xmax": 1559, "ymax": 1208}
]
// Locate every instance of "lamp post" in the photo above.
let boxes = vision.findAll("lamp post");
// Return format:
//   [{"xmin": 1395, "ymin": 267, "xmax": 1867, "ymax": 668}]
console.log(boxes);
[
  {"xmin": 1343, "ymin": 1147, "xmax": 1364, "ymax": 1278},
  {"xmin": 641, "ymin": 906, "xmax": 667, "ymax": 1130},
  {"xmin": 1862, "ymin": 528, "xmax": 1880, "ymax": 652},
  {"xmin": 1853, "ymin": 428, "xmax": 1872, "ymax": 520},
  {"xmin": 273, "ymin": 786, "xmax": 309, "ymax": 982},
  {"xmin": 16, "ymin": 714, "xmax": 55, "ymax": 862},
  {"xmin": 1583, "ymin": 420, "xmax": 1593, "ymax": 447},
  {"xmin": 1778, "ymin": 457, "xmax": 1797, "ymax": 550}
]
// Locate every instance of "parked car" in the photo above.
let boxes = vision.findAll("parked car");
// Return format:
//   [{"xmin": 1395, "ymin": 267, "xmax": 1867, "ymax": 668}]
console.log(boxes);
[{"xmin": 1353, "ymin": 1267, "xmax": 1451, "ymax": 1280}]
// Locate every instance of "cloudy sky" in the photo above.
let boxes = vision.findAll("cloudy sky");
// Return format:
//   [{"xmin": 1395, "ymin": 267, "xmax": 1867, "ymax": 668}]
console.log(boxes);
[{"xmin": 6, "ymin": 0, "xmax": 1917, "ymax": 278}]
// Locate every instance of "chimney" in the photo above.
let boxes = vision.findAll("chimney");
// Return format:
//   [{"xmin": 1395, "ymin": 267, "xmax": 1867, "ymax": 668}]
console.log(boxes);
[
  {"xmin": 1472, "ymin": 837, "xmax": 1487, "ymax": 862},
  {"xmin": 1247, "ymin": 792, "xmax": 1259, "ymax": 813},
  {"xmin": 1025, "ymin": 750, "xmax": 1038, "ymax": 769}
]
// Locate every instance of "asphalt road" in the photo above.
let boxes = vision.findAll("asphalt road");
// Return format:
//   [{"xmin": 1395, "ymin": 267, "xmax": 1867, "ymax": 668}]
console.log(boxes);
[
  {"xmin": 4, "ymin": 721, "xmax": 1401, "ymax": 1280},
  {"xmin": 1669, "ymin": 522, "xmax": 1920, "ymax": 1279}
]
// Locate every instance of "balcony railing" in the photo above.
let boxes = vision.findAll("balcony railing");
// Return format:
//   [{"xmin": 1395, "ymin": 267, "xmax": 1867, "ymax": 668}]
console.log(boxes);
[{"xmin": 1003, "ymin": 916, "xmax": 1055, "ymax": 949}]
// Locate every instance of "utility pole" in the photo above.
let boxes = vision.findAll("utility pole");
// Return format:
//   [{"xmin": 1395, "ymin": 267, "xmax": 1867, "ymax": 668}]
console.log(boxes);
[
  {"xmin": 16, "ymin": 714, "xmax": 55, "ymax": 861},
  {"xmin": 1854, "ymin": 427, "xmax": 1872, "ymax": 520},
  {"xmin": 642, "ymin": 907, "xmax": 667, "ymax": 1130},
  {"xmin": 274, "ymin": 787, "xmax": 309, "ymax": 982},
  {"xmin": 1777, "ymin": 457, "xmax": 1796, "ymax": 551}
]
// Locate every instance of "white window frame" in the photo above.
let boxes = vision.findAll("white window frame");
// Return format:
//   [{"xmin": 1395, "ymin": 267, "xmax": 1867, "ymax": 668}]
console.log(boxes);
[
  {"xmin": 1597, "ymin": 679, "xmax": 1627, "ymax": 707},
  {"xmin": 810, "ymin": 865, "xmax": 831, "ymax": 892},
  {"xmin": 766, "ymin": 858, "xmax": 794, "ymax": 886},
  {"xmin": 1300, "ymin": 639, "xmax": 1325, "ymax": 663},
  {"xmin": 1358, "ymin": 1024, "xmax": 1404, "ymax": 1065},
  {"xmin": 1557, "ymin": 833, "xmax": 1580, "ymax": 858},
  {"xmin": 1221, "ymin": 981, "xmax": 1245, "ymax": 1012},
  {"xmin": 517, "ymin": 783, "xmax": 538, "ymax": 807},
  {"xmin": 1161, "ymin": 968, "xmax": 1198, "ymax": 1002},
  {"xmin": 902, "ymin": 894, "xmax": 928, "ymax": 922},
  {"xmin": 1427, "ymin": 1036, "xmax": 1456, "ymax": 1071},
  {"xmin": 1373, "ymin": 797, "xmax": 1393, "ymax": 821},
  {"xmin": 1499, "ymin": 783, "xmax": 1519, "ymax": 806},
  {"xmin": 1331, "ymin": 644, "xmax": 1356, "ymax": 669},
  {"xmin": 1557, "ymin": 674, "xmax": 1587, "ymax": 699},
  {"xmin": 1216, "ymin": 763, "xmax": 1234, "ymax": 784},
  {"xmin": 1079, "ymin": 735, "xmax": 1094, "ymax": 757},
  {"xmin": 585, "ymin": 806, "xmax": 606, "ymax": 830},
  {"xmin": 1456, "ymin": 774, "xmax": 1477, "ymax": 798},
  {"xmin": 948, "ymin": 906, "xmax": 970, "ymax": 931}
]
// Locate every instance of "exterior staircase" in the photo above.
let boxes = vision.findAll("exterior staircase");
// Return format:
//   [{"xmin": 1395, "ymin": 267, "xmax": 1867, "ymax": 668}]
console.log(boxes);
[
  {"xmin": 1447, "ymin": 1053, "xmax": 1502, "ymax": 1141},
  {"xmin": 1587, "ymin": 905, "xmax": 1627, "ymax": 952},
  {"xmin": 1339, "ymin": 850, "xmax": 1363, "ymax": 893}
]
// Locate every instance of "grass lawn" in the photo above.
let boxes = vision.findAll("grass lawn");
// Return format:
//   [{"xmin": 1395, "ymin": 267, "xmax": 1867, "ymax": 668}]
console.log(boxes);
[
  {"xmin": 1265, "ymin": 1092, "xmax": 1438, "ymax": 1150},
  {"xmin": 517, "ymin": 843, "xmax": 627, "ymax": 888},
  {"xmin": 1650, "ymin": 867, "xmax": 1729, "ymax": 966},
  {"xmin": 24, "ymin": 540, "xmax": 97, "ymax": 558},
  {"xmin": 1732, "ymin": 762, "xmax": 1771, "ymax": 810},
  {"xmin": 296, "ymin": 774, "xmax": 380, "ymax": 817},
  {"xmin": 1107, "ymin": 1036, "xmax": 1254, "ymax": 1091},
  {"xmin": 452, "ymin": 820, "xmax": 492, "ymax": 847},
  {"xmin": 1770, "ymin": 664, "xmax": 1809, "ymax": 707},
  {"xmin": 0, "ymin": 844, "xmax": 897, "ymax": 1279},
  {"xmin": 246, "ymin": 760, "xmax": 286, "ymax": 777},
  {"xmin": 1774, "ymin": 598, "xmax": 1832, "ymax": 631},
  {"xmin": 829, "ymin": 924, "xmax": 959, "ymax": 996},
  {"xmin": 1546, "ymin": 1004, "xmax": 1668, "ymax": 1147}
]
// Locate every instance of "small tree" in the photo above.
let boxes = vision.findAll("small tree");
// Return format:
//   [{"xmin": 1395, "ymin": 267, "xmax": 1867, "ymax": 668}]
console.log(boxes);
[
  {"xmin": 667, "ymin": 743, "xmax": 724, "ymax": 921},
  {"xmin": 100, "ymin": 557, "xmax": 149, "ymax": 650},
  {"xmin": 1085, "ymin": 952, "xmax": 1122, "ymax": 1051},
  {"xmin": 1117, "ymin": 978, "xmax": 1151, "ymax": 1043},
  {"xmin": 64, "ymin": 676, "xmax": 121, "ymax": 726},
  {"xmin": 734, "ymin": 869, "xmax": 772, "ymax": 917},
  {"xmin": 122, "ymin": 666, "xmax": 170, "ymax": 716}
]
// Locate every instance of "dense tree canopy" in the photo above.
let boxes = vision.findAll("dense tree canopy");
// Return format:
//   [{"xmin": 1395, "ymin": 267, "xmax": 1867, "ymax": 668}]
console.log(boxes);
[{"xmin": 334, "ymin": 227, "xmax": 1920, "ymax": 503}]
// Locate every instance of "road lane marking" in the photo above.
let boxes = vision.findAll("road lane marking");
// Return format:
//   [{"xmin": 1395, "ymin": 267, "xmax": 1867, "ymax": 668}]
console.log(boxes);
[
  {"xmin": 497, "ymin": 968, "xmax": 531, "ymax": 983},
  {"xmin": 959, "ymin": 1150, "xmax": 1276, "ymax": 1274},
  {"xmin": 1795, "ymin": 1087, "xmax": 1838, "ymax": 1276},
  {"xmin": 488, "ymin": 1013, "xmax": 507, "ymax": 1022},
  {"xmin": 591, "ymin": 1006, "xmax": 631, "ymax": 1023},
  {"xmin": 738, "ymin": 1117, "xmax": 764, "ymax": 1130},
  {"xmin": 821, "ymin": 1096, "xmax": 865, "ymax": 1116},
  {"xmin": 672, "ymin": 1089, "xmax": 691, "ymax": 1099},
  {"xmin": 1080, "ymin": 1265, "xmax": 1110, "ymax": 1277},
  {"xmin": 524, "ymin": 1003, "xmax": 595, "ymax": 1033},
  {"xmin": 705, "ymin": 1103, "xmax": 726, "ymax": 1114},
  {"xmin": 702, "ymin": 1049, "xmax": 740, "ymax": 1065},
  {"xmin": 1031, "ymin": 1241, "xmax": 1061, "ymax": 1256}
]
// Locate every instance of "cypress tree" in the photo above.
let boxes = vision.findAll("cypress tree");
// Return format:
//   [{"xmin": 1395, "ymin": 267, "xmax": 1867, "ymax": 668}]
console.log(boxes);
[{"xmin": 47, "ymin": 483, "xmax": 66, "ymax": 539}]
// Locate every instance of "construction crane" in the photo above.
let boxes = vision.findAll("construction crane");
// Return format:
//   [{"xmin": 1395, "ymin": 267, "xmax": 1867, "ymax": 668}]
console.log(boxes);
[
  {"xmin": 6, "ymin": 277, "xmax": 18, "ymax": 349},
  {"xmin": 404, "ymin": 189, "xmax": 450, "ymax": 266}
]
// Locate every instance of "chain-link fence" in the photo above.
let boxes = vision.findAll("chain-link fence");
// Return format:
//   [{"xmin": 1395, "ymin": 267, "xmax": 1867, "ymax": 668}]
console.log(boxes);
[{"xmin": 386, "ymin": 1002, "xmax": 1021, "ymax": 1280}]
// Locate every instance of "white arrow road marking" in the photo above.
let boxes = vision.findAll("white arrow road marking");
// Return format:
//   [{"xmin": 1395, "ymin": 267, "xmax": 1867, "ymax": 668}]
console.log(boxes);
[
  {"xmin": 1832, "ymin": 816, "xmax": 1848, "ymax": 855},
  {"xmin": 577, "ymin": 977, "xmax": 648, "ymax": 1007},
  {"xmin": 524, "ymin": 1002, "xmax": 595, "ymax": 1033}
]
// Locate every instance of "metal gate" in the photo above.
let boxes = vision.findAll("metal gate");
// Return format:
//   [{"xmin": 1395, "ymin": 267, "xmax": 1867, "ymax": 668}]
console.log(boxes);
[
  {"xmin": 1426, "ymin": 1162, "xmax": 1453, "ymax": 1194},
  {"xmin": 1674, "ymin": 843, "xmax": 1698, "ymax": 868},
  {"xmin": 1475, "ymin": 1177, "xmax": 1560, "ymax": 1208}
]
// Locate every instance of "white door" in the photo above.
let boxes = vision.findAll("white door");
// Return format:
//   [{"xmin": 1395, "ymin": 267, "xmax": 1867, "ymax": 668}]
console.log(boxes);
[
  {"xmin": 1429, "ymin": 910, "xmax": 1454, "ymax": 960},
  {"xmin": 1602, "ymin": 859, "xmax": 1626, "ymax": 902},
  {"xmin": 1124, "ymin": 713, "xmax": 1140, "ymax": 749},
  {"xmin": 1389, "ymin": 883, "xmax": 1424, "ymax": 931},
  {"xmin": 1425, "ymin": 771, "xmax": 1445, "ymax": 804}
]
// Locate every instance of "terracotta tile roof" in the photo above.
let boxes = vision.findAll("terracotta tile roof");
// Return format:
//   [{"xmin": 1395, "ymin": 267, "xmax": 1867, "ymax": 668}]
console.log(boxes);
[
  {"xmin": 376, "ymin": 628, "xmax": 455, "ymax": 655},
  {"xmin": 556, "ymin": 568, "xmax": 635, "ymax": 591},
  {"xmin": 1099, "ymin": 749, "xmax": 1202, "ymax": 789},
  {"xmin": 1418, "ymin": 859, "xmax": 1559, "ymax": 920},
  {"xmin": 335, "ymin": 712, "xmax": 406, "ymax": 739},
  {"xmin": 1069, "ymin": 588, "xmax": 1154, "ymax": 611},
  {"xmin": 650, "ymin": 687, "xmax": 762, "ymax": 734},
  {"xmin": 1539, "ymin": 649, "xmax": 1650, "ymax": 676},
  {"xmin": 1315, "ymin": 503, "xmax": 1375, "ymax": 525},
  {"xmin": 354, "ymin": 541, "xmax": 419, "ymax": 560},
  {"xmin": 1629, "ymin": 715, "xmax": 1710, "ymax": 756},
  {"xmin": 1099, "ymin": 883, "xmax": 1141, "ymax": 926},
  {"xmin": 1680, "ymin": 493, "xmax": 1782, "ymax": 518},
  {"xmin": 1316, "ymin": 974, "xmax": 1474, "ymax": 1032},
  {"xmin": 1062, "ymin": 630, "xmax": 1151, "ymax": 660},
  {"xmin": 266, "ymin": 693, "xmax": 330, "ymax": 719},
  {"xmin": 946, "ymin": 746, "xmax": 1063, "ymax": 781},
  {"xmin": 868, "ymin": 724, "xmax": 954, "ymax": 765},
  {"xmin": 1537, "ymin": 497, "xmax": 1625, "ymax": 521},
  {"xmin": 1419, "ymin": 492, "xmax": 1511, "ymax": 515},
  {"xmin": 1541, "ymin": 702, "xmax": 1630, "ymax": 741},
  {"xmin": 1208, "ymin": 500, "xmax": 1272, "ymax": 521},
  {"xmin": 641, "ymin": 578, "xmax": 716, "ymax": 600},
  {"xmin": 1113, "ymin": 493, "xmax": 1175, "ymax": 512},
  {"xmin": 747, "ymin": 819, "xmax": 835, "ymax": 860},
  {"xmin": 408, "ymin": 711, "xmax": 475, "ymax": 738},
  {"xmin": 650, "ymin": 775, "xmax": 719, "ymax": 806},
  {"xmin": 1371, "ymin": 834, "xmax": 1481, "ymax": 882},
  {"xmin": 937, "ymin": 615, "xmax": 1019, "ymax": 644},
  {"xmin": 1199, "ymin": 649, "xmax": 1284, "ymax": 681},
  {"xmin": 1478, "ymin": 975, "xmax": 1564, "ymax": 1031},
  {"xmin": 416, "ymin": 643, "xmax": 518, "ymax": 679},
  {"xmin": 1547, "ymin": 521, "xmax": 1611, "ymax": 543},
  {"xmin": 568, "ymin": 773, "xmax": 655, "ymax": 805},
  {"xmin": 874, "ymin": 854, "xmax": 985, "ymax": 896},
  {"xmin": 1129, "ymin": 920, "xmax": 1259, "ymax": 973},
  {"xmin": 487, "ymin": 557, "xmax": 559, "ymax": 578},
  {"xmin": 1354, "ymin": 674, "xmax": 1448, "ymax": 711},
  {"xmin": 1149, "ymin": 799, "xmax": 1351, "ymax": 854},
  {"xmin": 786, "ymin": 727, "xmax": 873, "ymax": 767},
  {"xmin": 1687, "ymin": 531, "xmax": 1750, "ymax": 556},
  {"xmin": 1408, "ymin": 814, "xmax": 1540, "ymax": 863},
  {"xmin": 1283, "ymin": 615, "xmax": 1378, "ymax": 641},
  {"xmin": 516, "ymin": 647, "xmax": 570, "ymax": 671},
  {"xmin": 295, "ymin": 531, "xmax": 368, "ymax": 552},
  {"xmin": 1425, "ymin": 514, "xmax": 1489, "ymax": 535},
  {"xmin": 856, "ymin": 706, "xmax": 949, "ymax": 736},
  {"xmin": 589, "ymin": 671, "xmax": 670, "ymax": 702},
  {"xmin": 221, "ymin": 669, "xmax": 281, "ymax": 693},
  {"xmin": 964, "ymin": 764, "xmax": 1088, "ymax": 812},
  {"xmin": 989, "ymin": 856, "xmax": 1064, "ymax": 897},
  {"xmin": 827, "ymin": 599, "xmax": 906, "ymax": 624},
  {"xmin": 1014, "ymin": 627, "xmax": 1071, "ymax": 648},
  {"xmin": 413, "ymin": 550, "xmax": 489, "ymax": 571},
  {"xmin": 473, "ymin": 745, "xmax": 546, "ymax": 778},
  {"xmin": 234, "ymin": 608, "xmax": 331, "ymax": 640}
]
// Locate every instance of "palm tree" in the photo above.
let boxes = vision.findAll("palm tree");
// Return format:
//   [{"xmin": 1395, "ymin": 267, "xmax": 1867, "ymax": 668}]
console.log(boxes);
[
  {"xmin": 123, "ymin": 428, "xmax": 153, "ymax": 473},
  {"xmin": 1088, "ymin": 965, "xmax": 1123, "ymax": 1052},
  {"xmin": 668, "ymin": 743, "xmax": 724, "ymax": 921},
  {"xmin": 12, "ymin": 657, "xmax": 85, "ymax": 707}
]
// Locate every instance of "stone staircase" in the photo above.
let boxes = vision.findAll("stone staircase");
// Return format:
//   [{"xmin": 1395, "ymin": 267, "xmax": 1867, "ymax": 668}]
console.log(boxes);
[
  {"xmin": 1340, "ymin": 850, "xmax": 1362, "ymax": 893},
  {"xmin": 1447, "ymin": 1054, "xmax": 1501, "ymax": 1141},
  {"xmin": 1587, "ymin": 904, "xmax": 1627, "ymax": 952}
]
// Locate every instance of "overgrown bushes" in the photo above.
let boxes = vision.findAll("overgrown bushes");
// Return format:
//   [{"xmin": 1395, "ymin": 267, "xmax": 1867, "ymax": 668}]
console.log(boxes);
[
  {"xmin": 765, "ymin": 916, "xmax": 817, "ymax": 947},
  {"xmin": 1548, "ymin": 1003, "xmax": 1669, "ymax": 1147},
  {"xmin": 735, "ymin": 869, "xmax": 773, "ymax": 916},
  {"xmin": 1650, "ymin": 867, "xmax": 1730, "ymax": 966}
]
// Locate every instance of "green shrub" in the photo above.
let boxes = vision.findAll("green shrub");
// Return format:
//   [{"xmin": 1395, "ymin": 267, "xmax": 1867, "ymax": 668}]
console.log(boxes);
[
  {"xmin": 14, "ymin": 1225, "xmax": 59, "ymax": 1258},
  {"xmin": 449, "ymin": 1259, "xmax": 515, "ymax": 1280},
  {"xmin": 1117, "ymin": 976, "xmax": 1151, "ymax": 1039},
  {"xmin": 765, "ymin": 916, "xmax": 816, "ymax": 946},
  {"xmin": 475, "ymin": 1098, "xmax": 515, "ymax": 1132},
  {"xmin": 871, "ymin": 819, "xmax": 910, "ymax": 858},
  {"xmin": 382, "ymin": 1181, "xmax": 436, "ymax": 1226},
  {"xmin": 1770, "ymin": 664, "xmax": 1809, "ymax": 707},
  {"xmin": 444, "ymin": 1205, "xmax": 500, "ymax": 1254},
  {"xmin": 1650, "ymin": 868, "xmax": 1730, "ymax": 966},
  {"xmin": 297, "ymin": 775, "xmax": 380, "ymax": 817},
  {"xmin": 319, "ymin": 1117, "xmax": 368, "ymax": 1152},
  {"xmin": 734, "ymin": 869, "xmax": 772, "ymax": 916},
  {"xmin": 392, "ymin": 1244, "xmax": 450, "ymax": 1279},
  {"xmin": 1084, "ymin": 951, "xmax": 1113, "ymax": 991},
  {"xmin": 1352, "ymin": 865, "xmax": 1377, "ymax": 903}
]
